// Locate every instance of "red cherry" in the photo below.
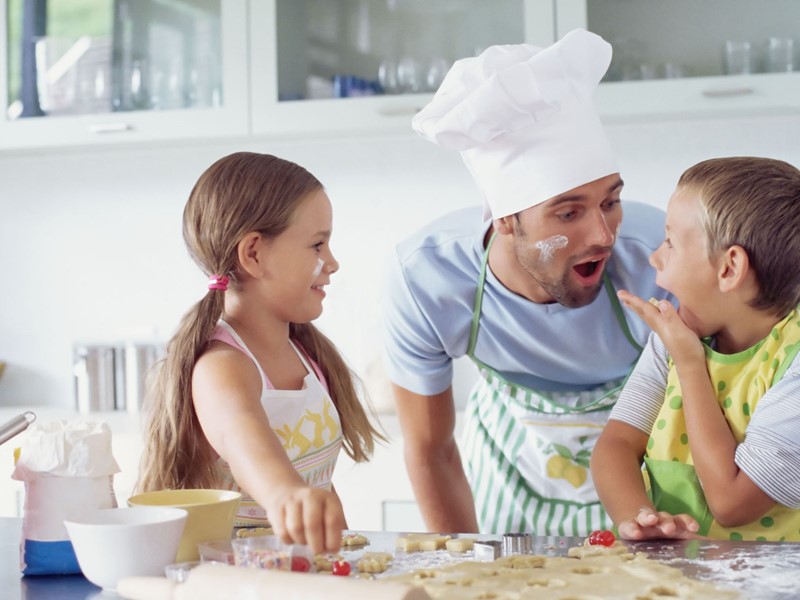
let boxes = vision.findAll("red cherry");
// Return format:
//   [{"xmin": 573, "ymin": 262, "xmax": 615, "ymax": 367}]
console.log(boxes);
[
  {"xmin": 331, "ymin": 560, "xmax": 351, "ymax": 576},
  {"xmin": 597, "ymin": 530, "xmax": 616, "ymax": 547},
  {"xmin": 291, "ymin": 556, "xmax": 312, "ymax": 572},
  {"xmin": 588, "ymin": 529, "xmax": 616, "ymax": 547}
]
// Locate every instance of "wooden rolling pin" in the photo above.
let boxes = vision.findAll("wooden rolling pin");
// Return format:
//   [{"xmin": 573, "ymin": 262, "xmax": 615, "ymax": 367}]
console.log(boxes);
[{"xmin": 118, "ymin": 562, "xmax": 430, "ymax": 600}]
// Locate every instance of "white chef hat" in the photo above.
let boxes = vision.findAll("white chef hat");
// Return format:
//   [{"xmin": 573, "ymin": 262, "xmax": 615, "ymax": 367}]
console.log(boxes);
[{"xmin": 412, "ymin": 29, "xmax": 617, "ymax": 220}]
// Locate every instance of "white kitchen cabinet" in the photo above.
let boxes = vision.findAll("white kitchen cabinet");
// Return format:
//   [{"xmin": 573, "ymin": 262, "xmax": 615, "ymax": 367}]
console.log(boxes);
[
  {"xmin": 4, "ymin": 0, "xmax": 800, "ymax": 152},
  {"xmin": 248, "ymin": 0, "xmax": 800, "ymax": 136},
  {"xmin": 247, "ymin": 0, "xmax": 554, "ymax": 138},
  {"xmin": 0, "ymin": 0, "xmax": 249, "ymax": 151},
  {"xmin": 555, "ymin": 0, "xmax": 800, "ymax": 121}
]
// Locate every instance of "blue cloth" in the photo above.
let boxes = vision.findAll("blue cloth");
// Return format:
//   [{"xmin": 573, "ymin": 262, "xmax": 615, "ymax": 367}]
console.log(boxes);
[
  {"xmin": 382, "ymin": 202, "xmax": 670, "ymax": 395},
  {"xmin": 22, "ymin": 539, "xmax": 80, "ymax": 575}
]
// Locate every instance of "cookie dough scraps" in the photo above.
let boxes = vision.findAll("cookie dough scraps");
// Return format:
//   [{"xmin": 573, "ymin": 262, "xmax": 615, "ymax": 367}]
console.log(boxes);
[{"xmin": 385, "ymin": 550, "xmax": 738, "ymax": 599}]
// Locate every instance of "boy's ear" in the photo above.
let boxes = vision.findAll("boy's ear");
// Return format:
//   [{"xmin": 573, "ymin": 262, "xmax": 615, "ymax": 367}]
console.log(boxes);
[
  {"xmin": 237, "ymin": 232, "xmax": 266, "ymax": 277},
  {"xmin": 717, "ymin": 245, "xmax": 750, "ymax": 293}
]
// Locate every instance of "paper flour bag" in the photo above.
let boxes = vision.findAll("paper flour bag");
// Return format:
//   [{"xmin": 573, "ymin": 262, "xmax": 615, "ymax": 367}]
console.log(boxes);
[{"xmin": 12, "ymin": 420, "xmax": 120, "ymax": 575}]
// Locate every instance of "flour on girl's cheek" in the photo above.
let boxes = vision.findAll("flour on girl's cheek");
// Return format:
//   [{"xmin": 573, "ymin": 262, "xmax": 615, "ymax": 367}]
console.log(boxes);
[
  {"xmin": 312, "ymin": 258, "xmax": 324, "ymax": 278},
  {"xmin": 535, "ymin": 235, "xmax": 569, "ymax": 262}
]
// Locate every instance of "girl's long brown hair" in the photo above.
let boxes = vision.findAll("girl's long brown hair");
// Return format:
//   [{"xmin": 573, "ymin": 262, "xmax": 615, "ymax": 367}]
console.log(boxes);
[{"xmin": 137, "ymin": 152, "xmax": 384, "ymax": 493}]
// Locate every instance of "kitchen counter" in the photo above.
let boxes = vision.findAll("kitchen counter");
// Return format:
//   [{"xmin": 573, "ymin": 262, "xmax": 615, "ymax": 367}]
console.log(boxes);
[{"xmin": 3, "ymin": 519, "xmax": 800, "ymax": 599}]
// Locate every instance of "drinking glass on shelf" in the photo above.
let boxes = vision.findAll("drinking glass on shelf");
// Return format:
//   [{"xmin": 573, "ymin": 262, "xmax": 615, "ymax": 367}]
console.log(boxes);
[
  {"xmin": 378, "ymin": 58, "xmax": 400, "ymax": 94},
  {"xmin": 637, "ymin": 63, "xmax": 657, "ymax": 80},
  {"xmin": 766, "ymin": 37, "xmax": 795, "ymax": 73},
  {"xmin": 129, "ymin": 59, "xmax": 151, "ymax": 109},
  {"xmin": 396, "ymin": 57, "xmax": 423, "ymax": 93},
  {"xmin": 662, "ymin": 62, "xmax": 685, "ymax": 79},
  {"xmin": 425, "ymin": 57, "xmax": 450, "ymax": 92},
  {"xmin": 723, "ymin": 40, "xmax": 753, "ymax": 75}
]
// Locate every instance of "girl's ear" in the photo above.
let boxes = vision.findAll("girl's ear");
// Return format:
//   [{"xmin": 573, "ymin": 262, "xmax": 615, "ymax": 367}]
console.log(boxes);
[
  {"xmin": 717, "ymin": 245, "xmax": 750, "ymax": 293},
  {"xmin": 237, "ymin": 232, "xmax": 266, "ymax": 278}
]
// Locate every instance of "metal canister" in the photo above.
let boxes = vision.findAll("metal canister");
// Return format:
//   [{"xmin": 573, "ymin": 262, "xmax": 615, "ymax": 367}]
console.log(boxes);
[
  {"xmin": 123, "ymin": 342, "xmax": 163, "ymax": 414},
  {"xmin": 73, "ymin": 344, "xmax": 118, "ymax": 413}
]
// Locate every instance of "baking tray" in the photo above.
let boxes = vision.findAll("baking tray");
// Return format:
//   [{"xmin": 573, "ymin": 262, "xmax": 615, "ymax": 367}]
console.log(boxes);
[{"xmin": 337, "ymin": 532, "xmax": 800, "ymax": 599}]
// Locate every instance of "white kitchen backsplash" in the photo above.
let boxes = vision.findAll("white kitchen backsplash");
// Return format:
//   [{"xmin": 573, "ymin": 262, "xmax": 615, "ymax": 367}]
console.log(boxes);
[{"xmin": 1, "ymin": 113, "xmax": 800, "ymax": 414}]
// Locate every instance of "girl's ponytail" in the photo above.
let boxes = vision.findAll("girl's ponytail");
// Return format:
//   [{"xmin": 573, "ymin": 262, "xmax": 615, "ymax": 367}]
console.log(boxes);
[{"xmin": 137, "ymin": 288, "xmax": 226, "ymax": 492}]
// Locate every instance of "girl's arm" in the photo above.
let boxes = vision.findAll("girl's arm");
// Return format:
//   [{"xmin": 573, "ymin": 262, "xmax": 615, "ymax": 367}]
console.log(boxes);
[
  {"xmin": 330, "ymin": 485, "xmax": 349, "ymax": 529},
  {"xmin": 192, "ymin": 344, "xmax": 345, "ymax": 554}
]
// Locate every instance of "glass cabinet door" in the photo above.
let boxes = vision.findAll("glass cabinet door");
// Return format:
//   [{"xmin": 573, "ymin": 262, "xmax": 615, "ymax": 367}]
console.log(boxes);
[
  {"xmin": 249, "ymin": 0, "xmax": 553, "ymax": 136},
  {"xmin": 1, "ymin": 0, "xmax": 248, "ymax": 149},
  {"xmin": 556, "ymin": 0, "xmax": 799, "ymax": 82},
  {"xmin": 554, "ymin": 0, "xmax": 800, "ymax": 120},
  {"xmin": 275, "ymin": 0, "xmax": 528, "ymax": 101}
]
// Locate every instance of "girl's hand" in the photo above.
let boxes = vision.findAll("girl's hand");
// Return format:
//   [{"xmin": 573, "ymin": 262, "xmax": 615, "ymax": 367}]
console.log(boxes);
[
  {"xmin": 617, "ymin": 291, "xmax": 705, "ymax": 365},
  {"xmin": 268, "ymin": 486, "xmax": 346, "ymax": 555},
  {"xmin": 617, "ymin": 507, "xmax": 700, "ymax": 541}
]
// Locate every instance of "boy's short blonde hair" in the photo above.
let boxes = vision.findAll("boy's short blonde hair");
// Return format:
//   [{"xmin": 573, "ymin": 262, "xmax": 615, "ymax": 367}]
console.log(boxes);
[{"xmin": 678, "ymin": 157, "xmax": 800, "ymax": 317}]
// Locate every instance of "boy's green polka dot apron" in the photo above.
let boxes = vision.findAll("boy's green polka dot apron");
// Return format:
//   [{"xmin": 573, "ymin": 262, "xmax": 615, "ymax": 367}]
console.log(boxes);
[
  {"xmin": 462, "ymin": 233, "xmax": 642, "ymax": 535},
  {"xmin": 646, "ymin": 309, "xmax": 800, "ymax": 541}
]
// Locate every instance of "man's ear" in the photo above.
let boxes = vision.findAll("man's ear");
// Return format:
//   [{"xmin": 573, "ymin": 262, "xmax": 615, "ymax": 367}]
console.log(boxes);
[
  {"xmin": 717, "ymin": 245, "xmax": 750, "ymax": 293},
  {"xmin": 493, "ymin": 215, "xmax": 516, "ymax": 235},
  {"xmin": 237, "ymin": 232, "xmax": 266, "ymax": 278}
]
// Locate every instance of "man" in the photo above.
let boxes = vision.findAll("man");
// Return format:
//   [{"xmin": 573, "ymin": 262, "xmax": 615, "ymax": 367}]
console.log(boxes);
[{"xmin": 382, "ymin": 29, "xmax": 670, "ymax": 536}]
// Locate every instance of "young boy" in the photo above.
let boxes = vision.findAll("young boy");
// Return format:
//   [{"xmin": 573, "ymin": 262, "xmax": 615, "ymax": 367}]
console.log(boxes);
[{"xmin": 592, "ymin": 156, "xmax": 800, "ymax": 542}]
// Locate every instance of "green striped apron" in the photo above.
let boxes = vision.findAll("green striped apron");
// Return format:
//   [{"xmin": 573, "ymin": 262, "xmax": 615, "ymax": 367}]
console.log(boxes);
[{"xmin": 463, "ymin": 233, "xmax": 642, "ymax": 535}]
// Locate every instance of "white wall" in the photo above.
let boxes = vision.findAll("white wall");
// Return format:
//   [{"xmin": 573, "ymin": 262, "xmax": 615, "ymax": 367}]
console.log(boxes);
[
  {"xmin": 2, "ymin": 112, "xmax": 800, "ymax": 415},
  {"xmin": 2, "ymin": 112, "xmax": 800, "ymax": 527}
]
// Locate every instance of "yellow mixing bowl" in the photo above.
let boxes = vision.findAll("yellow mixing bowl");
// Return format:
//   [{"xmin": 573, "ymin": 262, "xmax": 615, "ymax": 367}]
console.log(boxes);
[{"xmin": 127, "ymin": 489, "xmax": 241, "ymax": 562}]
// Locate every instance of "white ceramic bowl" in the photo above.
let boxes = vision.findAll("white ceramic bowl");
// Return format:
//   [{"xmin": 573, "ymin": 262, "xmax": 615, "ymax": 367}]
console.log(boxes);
[{"xmin": 64, "ymin": 506, "xmax": 187, "ymax": 591}]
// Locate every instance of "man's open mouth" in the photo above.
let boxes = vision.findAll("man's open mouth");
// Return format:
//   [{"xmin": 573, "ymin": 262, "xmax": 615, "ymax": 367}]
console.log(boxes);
[{"xmin": 573, "ymin": 259, "xmax": 602, "ymax": 278}]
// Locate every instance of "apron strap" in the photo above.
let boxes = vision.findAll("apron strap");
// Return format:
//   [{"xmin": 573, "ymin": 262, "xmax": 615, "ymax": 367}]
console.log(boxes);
[
  {"xmin": 772, "ymin": 308, "xmax": 800, "ymax": 384},
  {"xmin": 467, "ymin": 230, "xmax": 496, "ymax": 357},
  {"xmin": 603, "ymin": 274, "xmax": 643, "ymax": 355}
]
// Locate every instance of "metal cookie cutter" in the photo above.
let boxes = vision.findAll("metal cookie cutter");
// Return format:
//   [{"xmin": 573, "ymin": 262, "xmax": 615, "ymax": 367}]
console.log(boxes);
[
  {"xmin": 502, "ymin": 532, "xmax": 533, "ymax": 556},
  {"xmin": 473, "ymin": 540, "xmax": 502, "ymax": 562}
]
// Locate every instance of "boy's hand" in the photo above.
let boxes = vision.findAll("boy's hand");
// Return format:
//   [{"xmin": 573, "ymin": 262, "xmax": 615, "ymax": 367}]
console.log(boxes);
[
  {"xmin": 617, "ymin": 291, "xmax": 705, "ymax": 365},
  {"xmin": 617, "ymin": 507, "xmax": 700, "ymax": 541}
]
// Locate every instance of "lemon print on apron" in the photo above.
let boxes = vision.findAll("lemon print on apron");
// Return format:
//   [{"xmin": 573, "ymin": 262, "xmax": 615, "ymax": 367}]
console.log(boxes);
[{"xmin": 544, "ymin": 440, "xmax": 592, "ymax": 489}]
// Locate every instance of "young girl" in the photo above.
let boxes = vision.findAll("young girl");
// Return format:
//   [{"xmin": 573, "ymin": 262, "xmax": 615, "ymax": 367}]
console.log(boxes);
[{"xmin": 137, "ymin": 152, "xmax": 384, "ymax": 554}]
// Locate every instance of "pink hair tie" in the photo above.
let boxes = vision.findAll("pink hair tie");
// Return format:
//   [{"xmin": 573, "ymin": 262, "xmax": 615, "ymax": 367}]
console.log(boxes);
[{"xmin": 208, "ymin": 275, "xmax": 230, "ymax": 292}]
